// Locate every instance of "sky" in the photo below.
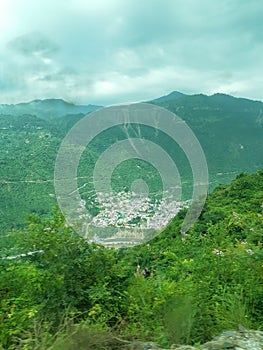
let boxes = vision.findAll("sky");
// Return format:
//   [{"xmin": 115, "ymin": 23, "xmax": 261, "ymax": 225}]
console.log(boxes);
[{"xmin": 0, "ymin": 0, "xmax": 263, "ymax": 105}]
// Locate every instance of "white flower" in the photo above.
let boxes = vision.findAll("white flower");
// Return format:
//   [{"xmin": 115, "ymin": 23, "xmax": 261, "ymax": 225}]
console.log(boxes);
[{"xmin": 213, "ymin": 248, "xmax": 224, "ymax": 256}]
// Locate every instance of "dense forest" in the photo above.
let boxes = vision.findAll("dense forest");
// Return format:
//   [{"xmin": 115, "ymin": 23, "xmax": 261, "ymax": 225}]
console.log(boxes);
[{"xmin": 1, "ymin": 170, "xmax": 262, "ymax": 349}]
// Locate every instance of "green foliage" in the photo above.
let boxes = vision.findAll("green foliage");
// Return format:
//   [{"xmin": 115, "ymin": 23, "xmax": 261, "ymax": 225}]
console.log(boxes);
[
  {"xmin": 0, "ymin": 171, "xmax": 263, "ymax": 349},
  {"xmin": 1, "ymin": 93, "xmax": 263, "ymax": 231}
]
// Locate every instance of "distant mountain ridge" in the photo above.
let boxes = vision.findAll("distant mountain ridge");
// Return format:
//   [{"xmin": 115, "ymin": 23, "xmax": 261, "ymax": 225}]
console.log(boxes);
[
  {"xmin": 0, "ymin": 90, "xmax": 263, "ymax": 230},
  {"xmin": 150, "ymin": 91, "xmax": 187, "ymax": 103},
  {"xmin": 151, "ymin": 90, "xmax": 263, "ymax": 105},
  {"xmin": 1, "ymin": 92, "xmax": 262, "ymax": 119},
  {"xmin": 0, "ymin": 98, "xmax": 102, "ymax": 120}
]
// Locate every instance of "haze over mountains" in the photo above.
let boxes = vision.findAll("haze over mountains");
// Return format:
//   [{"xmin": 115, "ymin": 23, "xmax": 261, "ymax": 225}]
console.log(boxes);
[
  {"xmin": 0, "ymin": 99, "xmax": 102, "ymax": 120},
  {"xmin": 0, "ymin": 91, "xmax": 263, "ymax": 230},
  {"xmin": 2, "ymin": 90, "xmax": 262, "ymax": 119}
]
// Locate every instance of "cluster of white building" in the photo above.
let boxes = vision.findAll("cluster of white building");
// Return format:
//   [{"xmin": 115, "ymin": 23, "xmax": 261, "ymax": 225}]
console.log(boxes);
[
  {"xmin": 70, "ymin": 189, "xmax": 190, "ymax": 246},
  {"xmin": 87, "ymin": 190, "xmax": 189, "ymax": 230}
]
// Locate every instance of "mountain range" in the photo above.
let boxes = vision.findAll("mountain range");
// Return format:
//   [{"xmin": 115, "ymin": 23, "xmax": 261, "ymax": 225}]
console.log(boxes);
[
  {"xmin": 0, "ymin": 98, "xmax": 102, "ymax": 120},
  {"xmin": 0, "ymin": 91, "xmax": 263, "ymax": 230}
]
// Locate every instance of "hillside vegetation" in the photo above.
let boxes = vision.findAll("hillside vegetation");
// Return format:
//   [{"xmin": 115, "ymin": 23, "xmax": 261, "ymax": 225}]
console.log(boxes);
[{"xmin": 0, "ymin": 170, "xmax": 262, "ymax": 349}]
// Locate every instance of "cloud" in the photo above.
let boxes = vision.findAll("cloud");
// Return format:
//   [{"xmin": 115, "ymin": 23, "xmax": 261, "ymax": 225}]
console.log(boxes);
[
  {"xmin": 0, "ymin": 0, "xmax": 263, "ymax": 104},
  {"xmin": 7, "ymin": 31, "xmax": 59, "ymax": 57}
]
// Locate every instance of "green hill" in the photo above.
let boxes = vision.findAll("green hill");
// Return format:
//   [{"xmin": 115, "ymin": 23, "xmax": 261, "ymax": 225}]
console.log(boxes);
[
  {"xmin": 0, "ymin": 92, "xmax": 262, "ymax": 230},
  {"xmin": 0, "ymin": 170, "xmax": 262, "ymax": 348},
  {"xmin": 153, "ymin": 92, "xmax": 263, "ymax": 178}
]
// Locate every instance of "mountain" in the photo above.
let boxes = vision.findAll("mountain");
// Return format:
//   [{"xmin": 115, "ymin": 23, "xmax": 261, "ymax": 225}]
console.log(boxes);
[
  {"xmin": 0, "ymin": 92, "xmax": 263, "ymax": 231},
  {"xmin": 0, "ymin": 98, "xmax": 102, "ymax": 120},
  {"xmin": 150, "ymin": 90, "xmax": 186, "ymax": 103},
  {"xmin": 152, "ymin": 92, "xmax": 263, "ymax": 178}
]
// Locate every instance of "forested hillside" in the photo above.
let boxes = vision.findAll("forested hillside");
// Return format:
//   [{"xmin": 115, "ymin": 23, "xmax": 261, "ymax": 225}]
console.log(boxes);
[
  {"xmin": 153, "ymin": 92, "xmax": 263, "ymax": 177},
  {"xmin": 0, "ymin": 113, "xmax": 60, "ymax": 229},
  {"xmin": 0, "ymin": 170, "xmax": 262, "ymax": 349},
  {"xmin": 0, "ymin": 92, "xmax": 263, "ymax": 231}
]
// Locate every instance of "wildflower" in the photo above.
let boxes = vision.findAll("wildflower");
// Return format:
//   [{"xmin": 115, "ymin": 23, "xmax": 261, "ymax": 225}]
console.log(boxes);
[
  {"xmin": 213, "ymin": 248, "xmax": 224, "ymax": 256},
  {"xmin": 249, "ymin": 228, "xmax": 254, "ymax": 232},
  {"xmin": 246, "ymin": 249, "xmax": 254, "ymax": 255},
  {"xmin": 181, "ymin": 230, "xmax": 187, "ymax": 241}
]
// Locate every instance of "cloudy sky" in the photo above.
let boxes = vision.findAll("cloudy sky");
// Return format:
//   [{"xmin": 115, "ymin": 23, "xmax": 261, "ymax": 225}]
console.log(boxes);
[{"xmin": 0, "ymin": 0, "xmax": 263, "ymax": 105}]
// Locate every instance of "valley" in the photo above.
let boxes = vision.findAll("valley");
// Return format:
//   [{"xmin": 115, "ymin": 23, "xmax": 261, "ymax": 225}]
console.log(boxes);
[{"xmin": 0, "ymin": 91, "xmax": 262, "ymax": 232}]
